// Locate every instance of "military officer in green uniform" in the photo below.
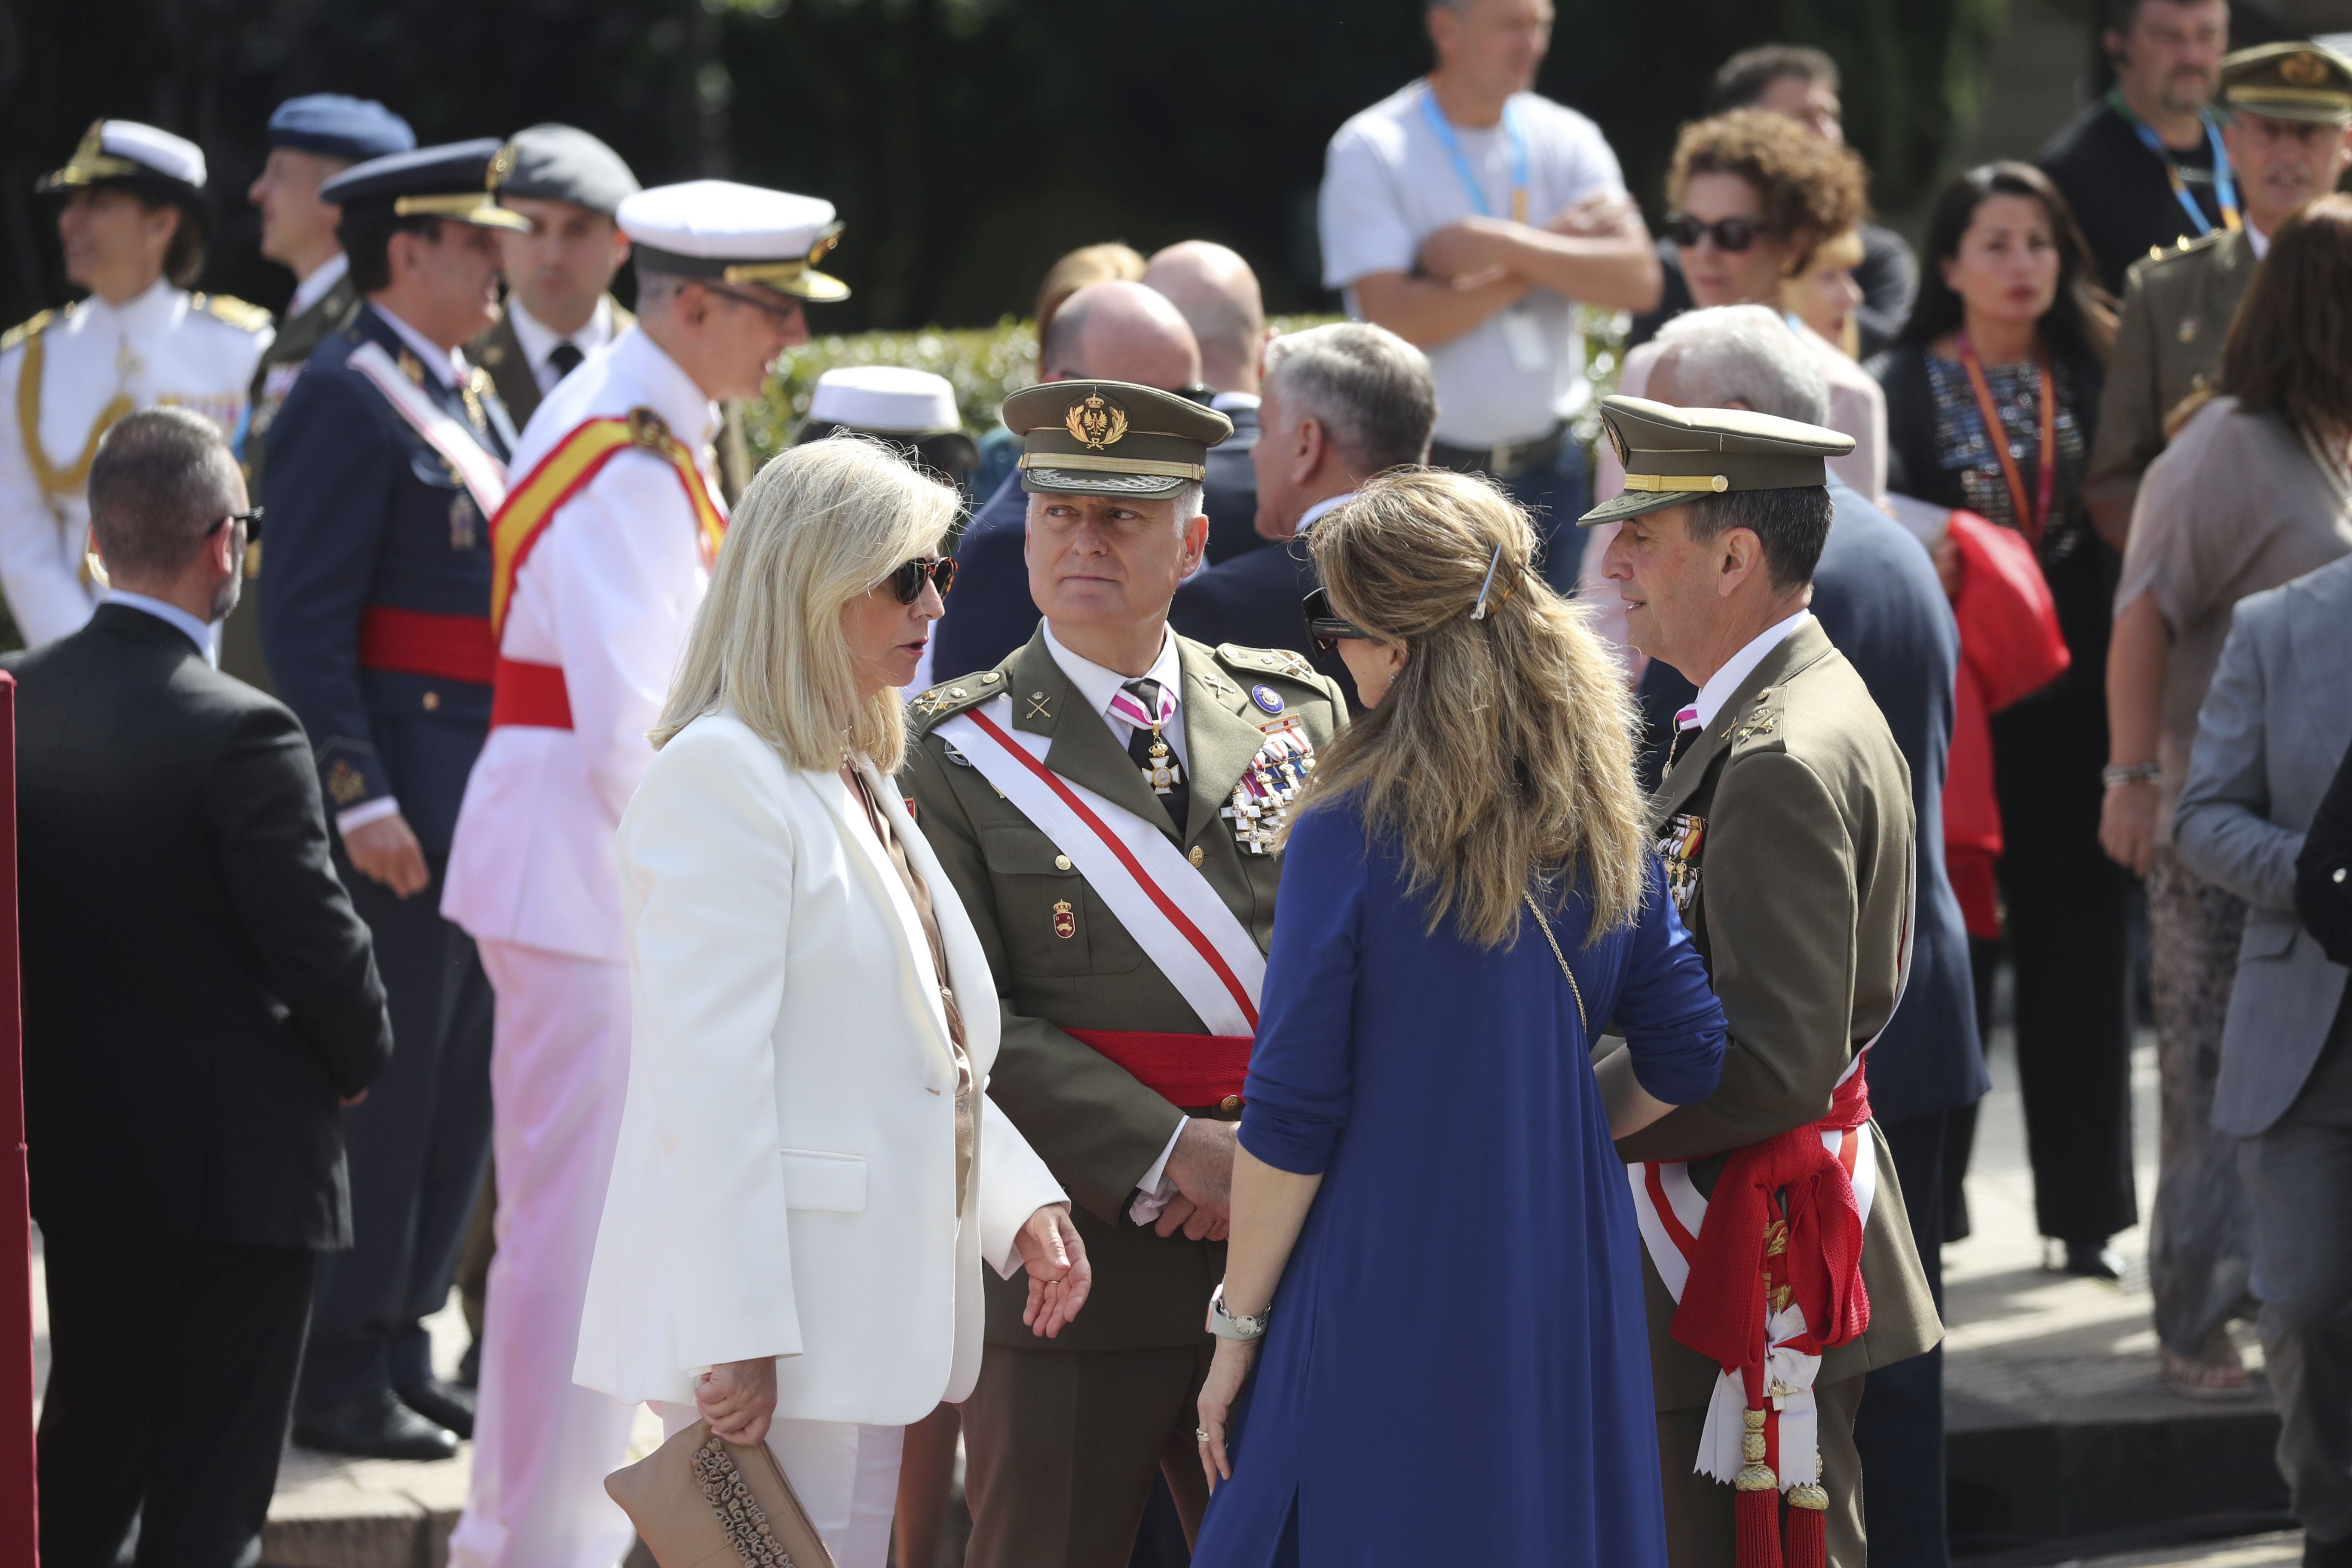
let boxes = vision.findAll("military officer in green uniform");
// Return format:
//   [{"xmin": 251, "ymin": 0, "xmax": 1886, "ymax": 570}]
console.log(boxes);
[
  {"xmin": 2086, "ymin": 41, "xmax": 2352, "ymax": 548},
  {"xmin": 230, "ymin": 94, "xmax": 416, "ymax": 689},
  {"xmin": 903, "ymin": 379, "xmax": 1345, "ymax": 1568},
  {"xmin": 1590, "ymin": 397, "xmax": 1941, "ymax": 1568}
]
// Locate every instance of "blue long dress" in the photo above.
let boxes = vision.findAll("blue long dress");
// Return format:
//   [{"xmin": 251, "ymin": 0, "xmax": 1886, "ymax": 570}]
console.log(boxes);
[{"xmin": 1189, "ymin": 798, "xmax": 1728, "ymax": 1568}]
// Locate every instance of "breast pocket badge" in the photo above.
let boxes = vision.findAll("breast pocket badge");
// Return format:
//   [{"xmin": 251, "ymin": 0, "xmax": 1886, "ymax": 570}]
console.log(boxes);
[
  {"xmin": 1051, "ymin": 900, "xmax": 1077, "ymax": 940},
  {"xmin": 1657, "ymin": 812, "xmax": 1706, "ymax": 916}
]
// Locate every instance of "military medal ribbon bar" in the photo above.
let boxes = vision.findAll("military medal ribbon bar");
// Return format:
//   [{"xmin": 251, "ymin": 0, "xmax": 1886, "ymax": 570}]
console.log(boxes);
[{"xmin": 937, "ymin": 697, "xmax": 1264, "ymax": 1037}]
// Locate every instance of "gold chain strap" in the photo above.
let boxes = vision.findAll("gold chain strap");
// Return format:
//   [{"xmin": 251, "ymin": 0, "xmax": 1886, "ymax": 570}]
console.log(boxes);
[{"xmin": 1523, "ymin": 892, "xmax": 1587, "ymax": 1035}]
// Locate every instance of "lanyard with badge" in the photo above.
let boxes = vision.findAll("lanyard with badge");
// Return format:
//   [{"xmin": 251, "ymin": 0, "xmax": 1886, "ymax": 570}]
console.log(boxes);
[
  {"xmin": 1421, "ymin": 81, "xmax": 1553, "ymax": 372},
  {"xmin": 1955, "ymin": 330, "xmax": 2057, "ymax": 545},
  {"xmin": 2105, "ymin": 89, "xmax": 2240, "ymax": 238}
]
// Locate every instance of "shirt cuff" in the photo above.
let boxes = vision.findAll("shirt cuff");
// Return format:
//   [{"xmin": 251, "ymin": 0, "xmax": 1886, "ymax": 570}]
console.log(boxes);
[
  {"xmin": 1127, "ymin": 1118, "xmax": 1189, "ymax": 1226},
  {"xmin": 336, "ymin": 796, "xmax": 402, "ymax": 837}
]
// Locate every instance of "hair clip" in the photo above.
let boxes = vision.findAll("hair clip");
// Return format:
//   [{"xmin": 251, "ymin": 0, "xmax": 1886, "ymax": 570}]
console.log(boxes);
[{"xmin": 1470, "ymin": 542, "xmax": 1507, "ymax": 621}]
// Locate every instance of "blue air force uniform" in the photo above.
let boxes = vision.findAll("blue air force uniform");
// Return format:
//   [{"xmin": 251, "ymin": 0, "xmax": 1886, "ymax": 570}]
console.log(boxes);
[{"xmin": 257, "ymin": 140, "xmax": 530, "ymax": 1456}]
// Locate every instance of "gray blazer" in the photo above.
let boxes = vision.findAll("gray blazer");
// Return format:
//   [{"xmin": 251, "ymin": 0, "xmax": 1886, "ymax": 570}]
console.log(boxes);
[{"xmin": 2174, "ymin": 554, "xmax": 2352, "ymax": 1136}]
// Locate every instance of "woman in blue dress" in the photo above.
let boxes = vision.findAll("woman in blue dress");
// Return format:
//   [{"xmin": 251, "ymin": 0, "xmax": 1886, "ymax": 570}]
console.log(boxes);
[{"xmin": 1189, "ymin": 468, "xmax": 1728, "ymax": 1568}]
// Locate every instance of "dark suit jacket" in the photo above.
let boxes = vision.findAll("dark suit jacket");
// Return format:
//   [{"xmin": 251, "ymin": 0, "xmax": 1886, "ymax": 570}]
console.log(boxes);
[
  {"xmin": 469, "ymin": 297, "xmax": 635, "ymax": 430},
  {"xmin": 1635, "ymin": 480, "xmax": 1984, "ymax": 1123},
  {"xmin": 260, "ymin": 305, "xmax": 510, "ymax": 858},
  {"xmin": 931, "ymin": 471, "xmax": 1033, "ymax": 683},
  {"xmin": 1203, "ymin": 399, "xmax": 1267, "ymax": 567},
  {"xmin": 1169, "ymin": 514, "xmax": 1358, "ymax": 710},
  {"xmin": 6, "ymin": 606, "xmax": 392, "ymax": 1248}
]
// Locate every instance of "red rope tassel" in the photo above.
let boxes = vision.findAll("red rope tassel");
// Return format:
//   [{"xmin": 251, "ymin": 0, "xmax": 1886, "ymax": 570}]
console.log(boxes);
[
  {"xmin": 1735, "ymin": 1409, "xmax": 1785, "ymax": 1568},
  {"xmin": 1785, "ymin": 1482, "xmax": 1829, "ymax": 1568}
]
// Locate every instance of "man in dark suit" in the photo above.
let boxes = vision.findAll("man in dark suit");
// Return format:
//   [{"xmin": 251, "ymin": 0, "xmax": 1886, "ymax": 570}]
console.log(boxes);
[
  {"xmin": 1143, "ymin": 241, "xmax": 1270, "ymax": 566},
  {"xmin": 931, "ymin": 279, "xmax": 1200, "ymax": 681},
  {"xmin": 470, "ymin": 123, "xmax": 640, "ymax": 428},
  {"xmin": 1625, "ymin": 308, "xmax": 1981, "ymax": 1568},
  {"xmin": 12, "ymin": 407, "xmax": 392, "ymax": 1568},
  {"xmin": 259, "ymin": 141, "xmax": 524, "ymax": 1459},
  {"xmin": 1170, "ymin": 320, "xmax": 1436, "ymax": 711}
]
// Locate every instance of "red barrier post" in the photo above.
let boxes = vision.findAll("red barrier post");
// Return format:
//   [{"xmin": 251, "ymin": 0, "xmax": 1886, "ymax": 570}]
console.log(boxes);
[{"xmin": 0, "ymin": 671, "xmax": 34, "ymax": 1566}]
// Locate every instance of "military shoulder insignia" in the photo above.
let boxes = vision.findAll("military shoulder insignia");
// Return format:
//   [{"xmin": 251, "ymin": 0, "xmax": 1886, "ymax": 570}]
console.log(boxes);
[
  {"xmin": 1728, "ymin": 688, "xmax": 1785, "ymax": 750},
  {"xmin": 1216, "ymin": 643, "xmax": 1320, "ymax": 686},
  {"xmin": 908, "ymin": 668, "xmax": 1005, "ymax": 732},
  {"xmin": 0, "ymin": 311, "xmax": 54, "ymax": 355},
  {"xmin": 193, "ymin": 293, "xmax": 273, "ymax": 334}
]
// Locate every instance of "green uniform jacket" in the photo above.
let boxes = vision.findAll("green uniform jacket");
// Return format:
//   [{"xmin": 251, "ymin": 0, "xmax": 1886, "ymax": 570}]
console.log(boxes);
[
  {"xmin": 226, "ymin": 271, "xmax": 361, "ymax": 692},
  {"xmin": 1613, "ymin": 617, "xmax": 1943, "ymax": 1409},
  {"xmin": 469, "ymin": 299, "xmax": 636, "ymax": 432},
  {"xmin": 2085, "ymin": 227, "xmax": 2256, "ymax": 545},
  {"xmin": 900, "ymin": 628, "xmax": 1345, "ymax": 1351}
]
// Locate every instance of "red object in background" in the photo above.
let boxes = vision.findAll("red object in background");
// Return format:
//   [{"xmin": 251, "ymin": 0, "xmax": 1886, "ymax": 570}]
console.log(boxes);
[
  {"xmin": 1943, "ymin": 510, "xmax": 2073, "ymax": 938},
  {"xmin": 0, "ymin": 673, "xmax": 32, "ymax": 1566}
]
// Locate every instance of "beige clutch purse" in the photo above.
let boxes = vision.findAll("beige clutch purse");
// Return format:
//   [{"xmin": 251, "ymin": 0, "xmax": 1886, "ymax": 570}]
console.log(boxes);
[{"xmin": 604, "ymin": 1418, "xmax": 839, "ymax": 1568}]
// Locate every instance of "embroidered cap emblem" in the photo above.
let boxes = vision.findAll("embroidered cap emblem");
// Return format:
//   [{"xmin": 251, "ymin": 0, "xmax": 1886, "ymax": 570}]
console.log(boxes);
[
  {"xmin": 1065, "ymin": 393, "xmax": 1129, "ymax": 450},
  {"xmin": 1051, "ymin": 900, "xmax": 1077, "ymax": 940},
  {"xmin": 2282, "ymin": 50, "xmax": 2328, "ymax": 86}
]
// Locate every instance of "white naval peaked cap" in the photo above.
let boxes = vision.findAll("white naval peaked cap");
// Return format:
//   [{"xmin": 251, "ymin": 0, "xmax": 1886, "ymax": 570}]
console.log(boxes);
[
  {"xmin": 39, "ymin": 119, "xmax": 207, "ymax": 195},
  {"xmin": 809, "ymin": 366, "xmax": 962, "ymax": 436},
  {"xmin": 618, "ymin": 179, "xmax": 849, "ymax": 301}
]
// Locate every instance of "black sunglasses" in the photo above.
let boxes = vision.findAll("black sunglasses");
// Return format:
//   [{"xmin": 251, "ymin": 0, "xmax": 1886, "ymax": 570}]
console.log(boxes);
[
  {"xmin": 1302, "ymin": 587, "xmax": 1366, "ymax": 656},
  {"xmin": 887, "ymin": 555, "xmax": 957, "ymax": 604},
  {"xmin": 207, "ymin": 506, "xmax": 263, "ymax": 538},
  {"xmin": 706, "ymin": 283, "xmax": 806, "ymax": 326},
  {"xmin": 1663, "ymin": 214, "xmax": 1765, "ymax": 253}
]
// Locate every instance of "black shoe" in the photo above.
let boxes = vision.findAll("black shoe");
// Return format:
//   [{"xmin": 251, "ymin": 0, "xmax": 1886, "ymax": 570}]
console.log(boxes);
[
  {"xmin": 293, "ymin": 1389, "xmax": 459, "ymax": 1461},
  {"xmin": 396, "ymin": 1375, "xmax": 476, "ymax": 1440},
  {"xmin": 2307, "ymin": 1531, "xmax": 2352, "ymax": 1567},
  {"xmin": 2063, "ymin": 1240, "xmax": 2124, "ymax": 1282},
  {"xmin": 456, "ymin": 1337, "xmax": 481, "ymax": 1390}
]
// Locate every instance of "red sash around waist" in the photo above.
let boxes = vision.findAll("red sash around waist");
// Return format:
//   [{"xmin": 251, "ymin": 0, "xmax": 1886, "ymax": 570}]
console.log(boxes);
[
  {"xmin": 489, "ymin": 655, "xmax": 573, "ymax": 730},
  {"xmin": 357, "ymin": 606, "xmax": 497, "ymax": 686},
  {"xmin": 1066, "ymin": 1029, "xmax": 1251, "ymax": 1110}
]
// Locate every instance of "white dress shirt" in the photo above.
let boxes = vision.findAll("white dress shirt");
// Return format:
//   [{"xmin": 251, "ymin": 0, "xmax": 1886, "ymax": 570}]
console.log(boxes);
[
  {"xmin": 1295, "ymin": 490, "xmax": 1357, "ymax": 536},
  {"xmin": 443, "ymin": 324, "xmax": 723, "ymax": 964},
  {"xmin": 509, "ymin": 295, "xmax": 617, "ymax": 395},
  {"xmin": 0, "ymin": 277, "xmax": 270, "ymax": 647},
  {"xmin": 1039, "ymin": 619, "xmax": 1201, "ymax": 1219},
  {"xmin": 107, "ymin": 590, "xmax": 217, "ymax": 666},
  {"xmin": 287, "ymin": 251, "xmax": 350, "ymax": 322},
  {"xmin": 1691, "ymin": 609, "xmax": 1813, "ymax": 731}
]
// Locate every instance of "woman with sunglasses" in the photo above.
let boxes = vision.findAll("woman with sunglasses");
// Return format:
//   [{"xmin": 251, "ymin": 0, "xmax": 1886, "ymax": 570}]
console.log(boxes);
[
  {"xmin": 1189, "ymin": 469, "xmax": 1726, "ymax": 1568},
  {"xmin": 573, "ymin": 436, "xmax": 1087, "ymax": 1568}
]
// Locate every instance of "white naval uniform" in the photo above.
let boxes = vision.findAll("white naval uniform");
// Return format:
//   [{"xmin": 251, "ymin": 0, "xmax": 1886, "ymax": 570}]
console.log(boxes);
[
  {"xmin": 0, "ymin": 279, "xmax": 270, "ymax": 646},
  {"xmin": 441, "ymin": 322, "xmax": 719, "ymax": 1568}
]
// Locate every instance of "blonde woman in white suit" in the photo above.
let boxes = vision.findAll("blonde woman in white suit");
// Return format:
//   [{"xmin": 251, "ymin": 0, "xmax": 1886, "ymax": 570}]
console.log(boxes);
[{"xmin": 574, "ymin": 435, "xmax": 1090, "ymax": 1568}]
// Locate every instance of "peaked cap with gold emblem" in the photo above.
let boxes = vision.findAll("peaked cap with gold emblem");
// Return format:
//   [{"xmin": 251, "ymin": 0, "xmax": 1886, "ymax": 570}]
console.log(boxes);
[
  {"xmin": 1578, "ymin": 395, "xmax": 1856, "ymax": 527},
  {"xmin": 319, "ymin": 139, "xmax": 532, "ymax": 232},
  {"xmin": 2220, "ymin": 40, "xmax": 2352, "ymax": 126},
  {"xmin": 1002, "ymin": 379, "xmax": 1233, "ymax": 501}
]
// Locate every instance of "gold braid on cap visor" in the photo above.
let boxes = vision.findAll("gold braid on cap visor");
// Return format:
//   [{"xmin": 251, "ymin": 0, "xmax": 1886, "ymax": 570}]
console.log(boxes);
[{"xmin": 1620, "ymin": 473, "xmax": 1732, "ymax": 493}]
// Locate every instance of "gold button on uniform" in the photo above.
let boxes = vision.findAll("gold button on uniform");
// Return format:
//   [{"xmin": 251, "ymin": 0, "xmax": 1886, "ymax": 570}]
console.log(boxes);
[
  {"xmin": 1054, "ymin": 854, "xmax": 1072, "ymax": 871},
  {"xmin": 1218, "ymin": 1095, "xmax": 1242, "ymax": 1115},
  {"xmin": 422, "ymin": 691, "xmax": 440, "ymax": 711},
  {"xmin": 1189, "ymin": 846, "xmax": 1205, "ymax": 867}
]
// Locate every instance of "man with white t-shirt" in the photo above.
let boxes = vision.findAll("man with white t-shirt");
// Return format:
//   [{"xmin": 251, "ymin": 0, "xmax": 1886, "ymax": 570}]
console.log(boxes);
[{"xmin": 1317, "ymin": 0, "xmax": 1660, "ymax": 594}]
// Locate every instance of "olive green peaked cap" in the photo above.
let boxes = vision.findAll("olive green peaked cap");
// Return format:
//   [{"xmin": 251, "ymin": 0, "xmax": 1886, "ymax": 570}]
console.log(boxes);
[
  {"xmin": 1002, "ymin": 380, "xmax": 1233, "ymax": 502},
  {"xmin": 2221, "ymin": 41, "xmax": 2352, "ymax": 126},
  {"xmin": 1579, "ymin": 395, "xmax": 1856, "ymax": 527}
]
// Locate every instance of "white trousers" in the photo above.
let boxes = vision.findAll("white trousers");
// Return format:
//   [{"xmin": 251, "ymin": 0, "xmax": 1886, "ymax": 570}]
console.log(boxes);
[
  {"xmin": 448, "ymin": 943, "xmax": 640, "ymax": 1568},
  {"xmin": 654, "ymin": 1403, "xmax": 904, "ymax": 1568}
]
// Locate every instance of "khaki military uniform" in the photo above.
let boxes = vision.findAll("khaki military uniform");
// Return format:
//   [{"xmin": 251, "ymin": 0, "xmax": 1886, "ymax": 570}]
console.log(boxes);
[
  {"xmin": 1615, "ymin": 617, "xmax": 1943, "ymax": 1568},
  {"xmin": 902, "ymin": 628, "xmax": 1343, "ymax": 1567},
  {"xmin": 2084, "ymin": 227, "xmax": 2257, "ymax": 545}
]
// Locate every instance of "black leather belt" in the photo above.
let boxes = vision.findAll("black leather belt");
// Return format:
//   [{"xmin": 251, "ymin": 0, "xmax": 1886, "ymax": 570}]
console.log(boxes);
[{"xmin": 1430, "ymin": 422, "xmax": 1568, "ymax": 478}]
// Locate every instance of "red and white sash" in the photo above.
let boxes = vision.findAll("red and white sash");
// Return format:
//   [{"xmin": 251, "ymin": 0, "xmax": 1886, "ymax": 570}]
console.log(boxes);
[
  {"xmin": 935, "ymin": 696, "xmax": 1264, "ymax": 1037},
  {"xmin": 346, "ymin": 340, "xmax": 509, "ymax": 518}
]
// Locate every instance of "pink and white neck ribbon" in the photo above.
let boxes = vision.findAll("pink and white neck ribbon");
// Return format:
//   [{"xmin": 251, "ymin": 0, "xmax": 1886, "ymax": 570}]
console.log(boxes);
[{"xmin": 1108, "ymin": 682, "xmax": 1179, "ymax": 735}]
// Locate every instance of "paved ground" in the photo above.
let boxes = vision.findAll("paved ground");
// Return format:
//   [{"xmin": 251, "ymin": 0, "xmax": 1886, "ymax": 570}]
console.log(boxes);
[{"xmin": 26, "ymin": 964, "xmax": 2303, "ymax": 1565}]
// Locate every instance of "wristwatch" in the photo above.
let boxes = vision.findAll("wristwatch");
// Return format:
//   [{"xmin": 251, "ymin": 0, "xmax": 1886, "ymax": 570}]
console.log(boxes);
[
  {"xmin": 2101, "ymin": 761, "xmax": 2161, "ymax": 788},
  {"xmin": 1208, "ymin": 1282, "xmax": 1271, "ymax": 1341}
]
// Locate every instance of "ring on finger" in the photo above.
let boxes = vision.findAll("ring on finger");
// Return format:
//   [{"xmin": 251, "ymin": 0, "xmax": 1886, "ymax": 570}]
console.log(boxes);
[{"xmin": 1196, "ymin": 1427, "xmax": 1210, "ymax": 1442}]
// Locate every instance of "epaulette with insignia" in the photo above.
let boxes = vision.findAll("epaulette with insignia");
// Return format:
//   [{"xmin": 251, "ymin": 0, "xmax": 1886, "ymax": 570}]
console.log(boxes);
[
  {"xmin": 1727, "ymin": 686, "xmax": 1787, "ymax": 750},
  {"xmin": 907, "ymin": 668, "xmax": 1008, "ymax": 733},
  {"xmin": 191, "ymin": 293, "xmax": 273, "ymax": 333},
  {"xmin": 1, "ymin": 310, "xmax": 54, "ymax": 355},
  {"xmin": 1215, "ymin": 643, "xmax": 1318, "ymax": 684}
]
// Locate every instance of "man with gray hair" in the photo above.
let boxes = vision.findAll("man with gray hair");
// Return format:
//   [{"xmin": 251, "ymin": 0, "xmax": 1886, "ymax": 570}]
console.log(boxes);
[
  {"xmin": 1144, "ymin": 241, "xmax": 1273, "ymax": 565},
  {"xmin": 1171, "ymin": 322, "xmax": 1436, "ymax": 709},
  {"xmin": 1632, "ymin": 303, "xmax": 1979, "ymax": 1568},
  {"xmin": 9, "ymin": 407, "xmax": 392, "ymax": 1567}
]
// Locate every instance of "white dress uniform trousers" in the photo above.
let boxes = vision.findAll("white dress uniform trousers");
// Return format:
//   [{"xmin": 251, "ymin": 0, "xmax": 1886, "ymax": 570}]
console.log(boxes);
[
  {"xmin": 0, "ymin": 278, "xmax": 269, "ymax": 646},
  {"xmin": 443, "ymin": 325, "xmax": 720, "ymax": 1568}
]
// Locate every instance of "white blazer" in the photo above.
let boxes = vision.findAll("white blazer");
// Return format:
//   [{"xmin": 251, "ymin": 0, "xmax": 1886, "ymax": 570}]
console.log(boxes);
[{"xmin": 573, "ymin": 710, "xmax": 1066, "ymax": 1424}]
